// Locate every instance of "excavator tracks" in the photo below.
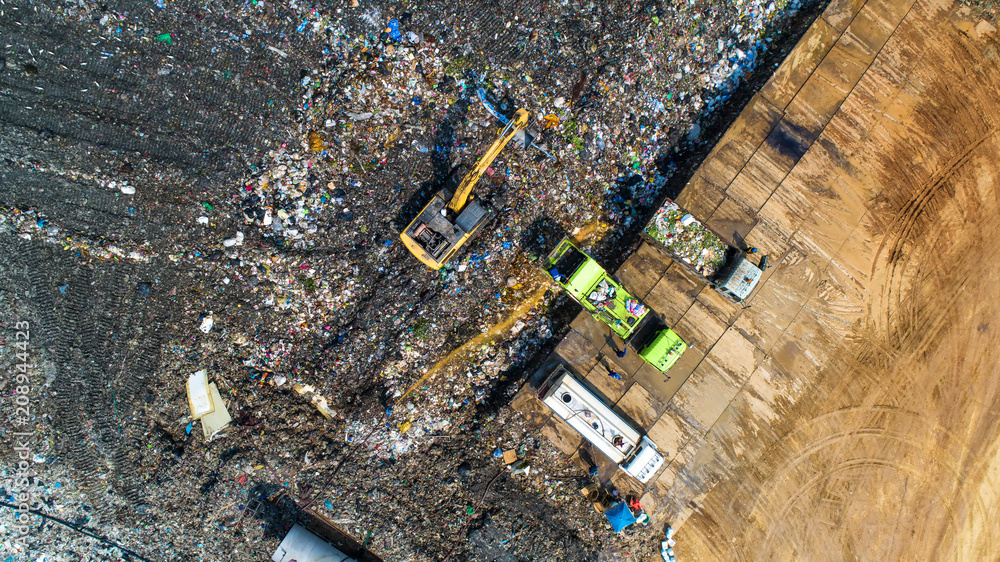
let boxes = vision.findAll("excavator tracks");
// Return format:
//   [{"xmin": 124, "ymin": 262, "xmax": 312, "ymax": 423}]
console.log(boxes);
[{"xmin": 2, "ymin": 236, "xmax": 177, "ymax": 524}]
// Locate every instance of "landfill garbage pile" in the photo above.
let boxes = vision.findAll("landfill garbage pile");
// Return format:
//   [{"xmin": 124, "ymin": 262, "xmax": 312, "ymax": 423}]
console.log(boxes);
[
  {"xmin": 644, "ymin": 200, "xmax": 728, "ymax": 276},
  {"xmin": 960, "ymin": 0, "xmax": 1000, "ymax": 13},
  {"xmin": 0, "ymin": 0, "xmax": 825, "ymax": 559},
  {"xmin": 590, "ymin": 280, "xmax": 617, "ymax": 309}
]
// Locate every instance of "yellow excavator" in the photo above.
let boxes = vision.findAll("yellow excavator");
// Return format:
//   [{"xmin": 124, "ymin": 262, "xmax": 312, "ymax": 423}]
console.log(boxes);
[{"xmin": 400, "ymin": 108, "xmax": 531, "ymax": 269}]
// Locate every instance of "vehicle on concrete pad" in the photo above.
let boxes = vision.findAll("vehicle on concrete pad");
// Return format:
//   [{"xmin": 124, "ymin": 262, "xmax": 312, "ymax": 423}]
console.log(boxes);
[
  {"xmin": 546, "ymin": 239, "xmax": 687, "ymax": 373},
  {"xmin": 538, "ymin": 365, "xmax": 665, "ymax": 483},
  {"xmin": 643, "ymin": 197, "xmax": 766, "ymax": 303}
]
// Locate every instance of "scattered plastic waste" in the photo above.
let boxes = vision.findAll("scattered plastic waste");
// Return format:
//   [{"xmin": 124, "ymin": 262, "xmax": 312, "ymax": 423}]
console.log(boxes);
[
  {"xmin": 0, "ymin": 0, "xmax": 816, "ymax": 558},
  {"xmin": 199, "ymin": 314, "xmax": 214, "ymax": 333}
]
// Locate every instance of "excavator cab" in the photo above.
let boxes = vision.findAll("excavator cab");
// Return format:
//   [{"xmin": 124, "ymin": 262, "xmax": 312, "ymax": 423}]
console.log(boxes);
[
  {"xmin": 400, "ymin": 109, "xmax": 531, "ymax": 269},
  {"xmin": 412, "ymin": 221, "xmax": 449, "ymax": 258},
  {"xmin": 401, "ymin": 192, "xmax": 484, "ymax": 265}
]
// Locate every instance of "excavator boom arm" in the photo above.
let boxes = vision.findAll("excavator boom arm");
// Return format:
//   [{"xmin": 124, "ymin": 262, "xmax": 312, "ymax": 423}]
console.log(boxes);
[{"xmin": 447, "ymin": 108, "xmax": 531, "ymax": 213}]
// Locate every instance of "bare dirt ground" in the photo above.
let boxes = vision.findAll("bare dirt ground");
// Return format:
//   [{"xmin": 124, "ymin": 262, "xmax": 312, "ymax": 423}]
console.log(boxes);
[{"xmin": 675, "ymin": 1, "xmax": 1000, "ymax": 559}]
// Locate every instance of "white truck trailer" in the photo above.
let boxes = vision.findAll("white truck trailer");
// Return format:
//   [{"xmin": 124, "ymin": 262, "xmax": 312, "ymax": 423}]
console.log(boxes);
[{"xmin": 538, "ymin": 366, "xmax": 664, "ymax": 483}]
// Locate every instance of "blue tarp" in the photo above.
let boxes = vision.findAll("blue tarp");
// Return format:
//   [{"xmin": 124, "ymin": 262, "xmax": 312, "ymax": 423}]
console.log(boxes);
[{"xmin": 605, "ymin": 501, "xmax": 637, "ymax": 532}]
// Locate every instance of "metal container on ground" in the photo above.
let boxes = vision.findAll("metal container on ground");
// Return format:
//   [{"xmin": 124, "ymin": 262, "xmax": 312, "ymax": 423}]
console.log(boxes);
[{"xmin": 643, "ymin": 197, "xmax": 764, "ymax": 303}]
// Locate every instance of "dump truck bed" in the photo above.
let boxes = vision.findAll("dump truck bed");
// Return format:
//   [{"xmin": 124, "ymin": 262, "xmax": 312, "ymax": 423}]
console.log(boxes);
[
  {"xmin": 546, "ymin": 240, "xmax": 648, "ymax": 339},
  {"xmin": 643, "ymin": 199, "xmax": 729, "ymax": 278},
  {"xmin": 547, "ymin": 239, "xmax": 689, "ymax": 373},
  {"xmin": 642, "ymin": 198, "xmax": 762, "ymax": 302}
]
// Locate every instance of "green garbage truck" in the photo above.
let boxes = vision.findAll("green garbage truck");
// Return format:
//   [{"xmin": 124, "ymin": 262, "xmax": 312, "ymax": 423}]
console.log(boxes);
[
  {"xmin": 546, "ymin": 239, "xmax": 687, "ymax": 373},
  {"xmin": 643, "ymin": 198, "xmax": 764, "ymax": 303}
]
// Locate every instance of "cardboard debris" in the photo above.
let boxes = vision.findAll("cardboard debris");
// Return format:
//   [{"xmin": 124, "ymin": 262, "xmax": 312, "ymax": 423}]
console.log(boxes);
[
  {"xmin": 502, "ymin": 449, "xmax": 518, "ymax": 464},
  {"xmin": 187, "ymin": 370, "xmax": 215, "ymax": 419},
  {"xmin": 271, "ymin": 524, "xmax": 356, "ymax": 562},
  {"xmin": 200, "ymin": 382, "xmax": 232, "ymax": 440},
  {"xmin": 312, "ymin": 395, "xmax": 334, "ymax": 419}
]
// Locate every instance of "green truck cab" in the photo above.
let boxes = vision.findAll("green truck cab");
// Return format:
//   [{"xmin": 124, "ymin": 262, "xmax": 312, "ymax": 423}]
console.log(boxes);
[{"xmin": 546, "ymin": 239, "xmax": 687, "ymax": 373}]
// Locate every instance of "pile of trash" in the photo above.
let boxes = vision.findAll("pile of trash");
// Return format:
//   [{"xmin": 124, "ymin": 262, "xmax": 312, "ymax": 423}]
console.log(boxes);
[
  {"xmin": 0, "ymin": 206, "xmax": 155, "ymax": 262},
  {"xmin": 645, "ymin": 200, "xmax": 728, "ymax": 276},
  {"xmin": 626, "ymin": 299, "xmax": 646, "ymax": 317},
  {"xmin": 589, "ymin": 280, "xmax": 617, "ymax": 309}
]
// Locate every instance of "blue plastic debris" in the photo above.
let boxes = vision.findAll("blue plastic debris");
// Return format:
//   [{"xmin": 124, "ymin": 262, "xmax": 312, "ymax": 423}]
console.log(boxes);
[
  {"xmin": 386, "ymin": 19, "xmax": 402, "ymax": 42},
  {"xmin": 186, "ymin": 422, "xmax": 193, "ymax": 435},
  {"xmin": 325, "ymin": 499, "xmax": 333, "ymax": 509}
]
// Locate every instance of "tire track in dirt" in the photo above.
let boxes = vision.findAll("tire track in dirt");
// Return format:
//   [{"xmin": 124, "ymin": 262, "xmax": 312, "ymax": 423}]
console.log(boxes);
[
  {"xmin": 746, "ymin": 279, "xmax": 987, "ymax": 559},
  {"xmin": 870, "ymin": 127, "xmax": 997, "ymax": 343},
  {"xmin": 761, "ymin": 458, "xmax": 972, "ymax": 560},
  {"xmin": 42, "ymin": 264, "xmax": 108, "ymax": 519},
  {"xmin": 10, "ymin": 242, "xmax": 176, "ymax": 523},
  {"xmin": 680, "ymin": 8, "xmax": 1000, "ymax": 561},
  {"xmin": 750, "ymin": 407, "xmax": 990, "ymax": 560}
]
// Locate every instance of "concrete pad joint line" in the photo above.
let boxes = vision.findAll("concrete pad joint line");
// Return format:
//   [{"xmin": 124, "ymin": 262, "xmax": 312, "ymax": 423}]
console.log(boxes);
[
  {"xmin": 682, "ymin": 297, "xmax": 827, "ymax": 496},
  {"xmin": 789, "ymin": 50, "xmax": 936, "ymax": 235},
  {"xmin": 656, "ymin": 433, "xmax": 693, "ymax": 475},
  {"xmin": 773, "ymin": 0, "xmax": 928, "ymax": 299},
  {"xmin": 754, "ymin": 1, "xmax": 920, "ymax": 225},
  {"xmin": 640, "ymin": 292, "xmax": 757, "ymax": 478},
  {"xmin": 707, "ymin": 98, "xmax": 786, "ymax": 199},
  {"xmin": 754, "ymin": 247, "xmax": 816, "ymax": 357},
  {"xmin": 761, "ymin": 21, "xmax": 846, "ymax": 114},
  {"xmin": 694, "ymin": 291, "xmax": 817, "ymax": 441},
  {"xmin": 820, "ymin": 0, "xmax": 872, "ymax": 34}
]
